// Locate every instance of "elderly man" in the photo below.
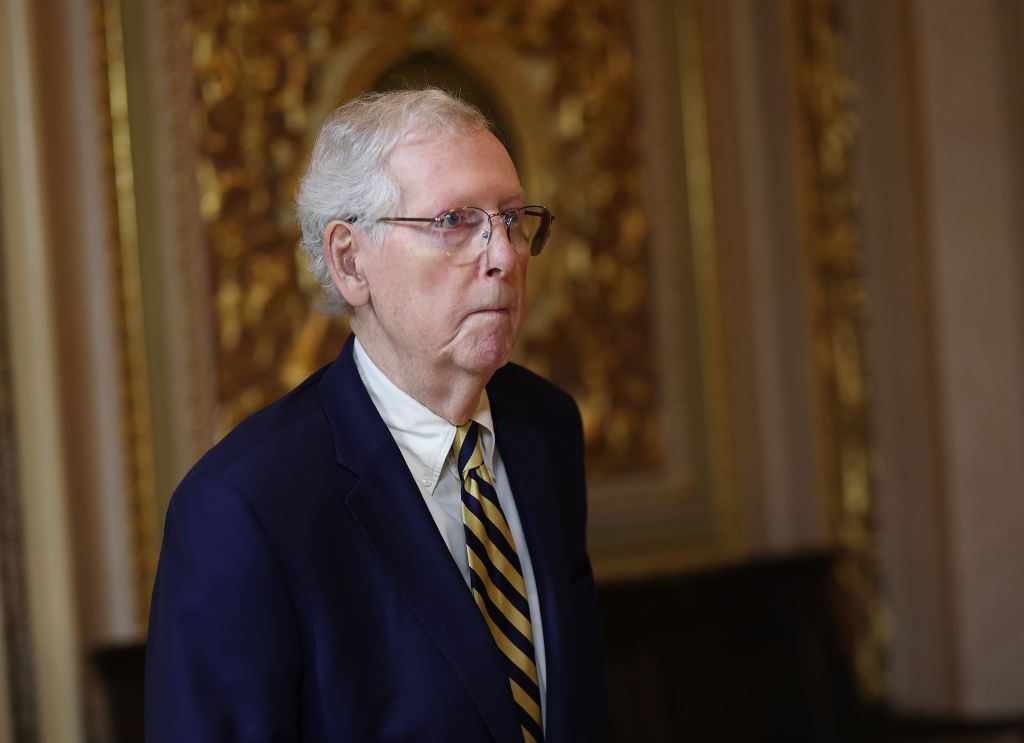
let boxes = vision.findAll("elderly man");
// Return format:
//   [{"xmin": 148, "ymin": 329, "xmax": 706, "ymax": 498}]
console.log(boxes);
[{"xmin": 145, "ymin": 89, "xmax": 607, "ymax": 743}]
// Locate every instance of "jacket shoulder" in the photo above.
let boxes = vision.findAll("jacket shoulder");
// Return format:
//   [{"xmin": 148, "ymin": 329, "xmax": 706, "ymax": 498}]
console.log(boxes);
[
  {"xmin": 488, "ymin": 362, "xmax": 580, "ymax": 424},
  {"xmin": 181, "ymin": 363, "xmax": 335, "ymax": 491}
]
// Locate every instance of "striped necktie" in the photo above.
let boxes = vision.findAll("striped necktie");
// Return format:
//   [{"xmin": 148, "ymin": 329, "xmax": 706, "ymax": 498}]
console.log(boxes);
[{"xmin": 454, "ymin": 422, "xmax": 544, "ymax": 743}]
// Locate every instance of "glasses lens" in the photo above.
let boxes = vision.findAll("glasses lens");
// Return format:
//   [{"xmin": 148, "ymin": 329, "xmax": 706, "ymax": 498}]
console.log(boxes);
[
  {"xmin": 435, "ymin": 206, "xmax": 553, "ymax": 263},
  {"xmin": 519, "ymin": 207, "xmax": 552, "ymax": 256},
  {"xmin": 436, "ymin": 207, "xmax": 486, "ymax": 261}
]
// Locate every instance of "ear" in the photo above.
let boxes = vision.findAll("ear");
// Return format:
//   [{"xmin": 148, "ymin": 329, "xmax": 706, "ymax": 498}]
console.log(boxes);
[{"xmin": 324, "ymin": 220, "xmax": 370, "ymax": 308}]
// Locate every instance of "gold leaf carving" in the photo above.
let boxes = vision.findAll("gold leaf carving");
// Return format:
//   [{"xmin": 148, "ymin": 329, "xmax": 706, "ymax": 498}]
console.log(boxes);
[{"xmin": 793, "ymin": 0, "xmax": 886, "ymax": 698}]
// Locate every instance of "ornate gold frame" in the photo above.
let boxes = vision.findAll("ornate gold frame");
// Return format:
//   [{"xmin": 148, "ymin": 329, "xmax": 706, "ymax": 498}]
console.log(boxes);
[{"xmin": 790, "ymin": 0, "xmax": 885, "ymax": 698}]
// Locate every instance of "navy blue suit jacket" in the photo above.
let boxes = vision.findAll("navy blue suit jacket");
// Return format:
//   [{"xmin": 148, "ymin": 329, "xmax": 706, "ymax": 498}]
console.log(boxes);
[{"xmin": 145, "ymin": 337, "xmax": 607, "ymax": 742}]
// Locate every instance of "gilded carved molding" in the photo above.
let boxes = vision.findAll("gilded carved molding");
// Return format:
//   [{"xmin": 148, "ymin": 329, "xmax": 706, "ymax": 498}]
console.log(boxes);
[
  {"xmin": 189, "ymin": 0, "xmax": 661, "ymax": 477},
  {"xmin": 791, "ymin": 0, "xmax": 886, "ymax": 698},
  {"xmin": 93, "ymin": 0, "xmax": 161, "ymax": 631}
]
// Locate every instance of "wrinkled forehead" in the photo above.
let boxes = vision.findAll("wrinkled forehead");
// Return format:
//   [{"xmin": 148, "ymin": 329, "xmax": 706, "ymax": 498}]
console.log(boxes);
[{"xmin": 388, "ymin": 129, "xmax": 524, "ymax": 212}]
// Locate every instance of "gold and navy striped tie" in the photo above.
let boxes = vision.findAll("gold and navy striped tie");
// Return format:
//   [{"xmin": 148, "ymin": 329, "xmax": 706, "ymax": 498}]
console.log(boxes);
[{"xmin": 454, "ymin": 422, "xmax": 544, "ymax": 743}]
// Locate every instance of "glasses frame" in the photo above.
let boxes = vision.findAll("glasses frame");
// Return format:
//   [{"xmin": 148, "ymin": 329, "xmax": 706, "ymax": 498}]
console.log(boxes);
[{"xmin": 378, "ymin": 205, "xmax": 555, "ymax": 258}]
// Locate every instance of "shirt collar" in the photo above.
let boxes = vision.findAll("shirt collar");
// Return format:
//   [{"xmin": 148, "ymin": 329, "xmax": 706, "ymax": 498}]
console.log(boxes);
[{"xmin": 352, "ymin": 337, "xmax": 496, "ymax": 490}]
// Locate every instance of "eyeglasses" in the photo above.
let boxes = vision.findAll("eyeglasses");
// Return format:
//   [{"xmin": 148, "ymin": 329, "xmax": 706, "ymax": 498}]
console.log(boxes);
[{"xmin": 379, "ymin": 205, "xmax": 555, "ymax": 265}]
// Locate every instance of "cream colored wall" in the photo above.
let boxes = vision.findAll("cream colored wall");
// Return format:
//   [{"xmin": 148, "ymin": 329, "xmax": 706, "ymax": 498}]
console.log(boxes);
[
  {"xmin": 0, "ymin": 578, "xmax": 11, "ymax": 743},
  {"xmin": 852, "ymin": 0, "xmax": 1024, "ymax": 716},
  {"xmin": 625, "ymin": 0, "xmax": 834, "ymax": 564},
  {"xmin": 33, "ymin": 0, "xmax": 139, "ymax": 649},
  {"xmin": 912, "ymin": 0, "xmax": 1024, "ymax": 714},
  {"xmin": 849, "ymin": 0, "xmax": 959, "ymax": 711},
  {"xmin": 720, "ymin": 0, "xmax": 829, "ymax": 554},
  {"xmin": 695, "ymin": 0, "xmax": 1024, "ymax": 717},
  {"xmin": 0, "ymin": 0, "xmax": 86, "ymax": 738},
  {"xmin": 680, "ymin": 0, "xmax": 833, "ymax": 557}
]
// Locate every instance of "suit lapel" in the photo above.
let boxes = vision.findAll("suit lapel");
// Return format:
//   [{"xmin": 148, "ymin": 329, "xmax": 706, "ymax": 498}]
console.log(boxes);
[
  {"xmin": 320, "ymin": 338, "xmax": 522, "ymax": 743},
  {"xmin": 490, "ymin": 386, "xmax": 575, "ymax": 743}
]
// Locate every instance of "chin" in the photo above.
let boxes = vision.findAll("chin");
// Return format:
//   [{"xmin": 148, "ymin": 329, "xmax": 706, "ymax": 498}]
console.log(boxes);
[{"xmin": 459, "ymin": 333, "xmax": 516, "ymax": 375}]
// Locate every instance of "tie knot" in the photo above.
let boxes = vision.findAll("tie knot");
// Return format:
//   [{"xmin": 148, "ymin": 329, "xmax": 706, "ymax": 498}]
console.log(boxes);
[{"xmin": 453, "ymin": 421, "xmax": 484, "ymax": 477}]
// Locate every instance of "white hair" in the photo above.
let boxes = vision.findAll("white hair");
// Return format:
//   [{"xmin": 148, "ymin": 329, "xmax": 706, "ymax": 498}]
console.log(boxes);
[{"xmin": 296, "ymin": 88, "xmax": 492, "ymax": 314}]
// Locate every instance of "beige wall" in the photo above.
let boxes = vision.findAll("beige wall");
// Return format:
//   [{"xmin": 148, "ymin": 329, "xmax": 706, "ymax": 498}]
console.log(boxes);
[
  {"xmin": 852, "ymin": 0, "xmax": 1024, "ymax": 715},
  {"xmin": 0, "ymin": 0, "xmax": 86, "ymax": 738},
  {"xmin": 33, "ymin": 0, "xmax": 139, "ymax": 650},
  {"xmin": 718, "ymin": 0, "xmax": 829, "ymax": 555},
  {"xmin": 0, "ymin": 578, "xmax": 11, "ymax": 743},
  {"xmin": 702, "ymin": 0, "xmax": 1024, "ymax": 717},
  {"xmin": 915, "ymin": 0, "xmax": 1024, "ymax": 714}
]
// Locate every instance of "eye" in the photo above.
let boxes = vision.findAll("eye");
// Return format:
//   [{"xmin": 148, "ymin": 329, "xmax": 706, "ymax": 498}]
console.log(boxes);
[
  {"xmin": 440, "ymin": 211, "xmax": 464, "ymax": 229},
  {"xmin": 502, "ymin": 209, "xmax": 521, "ymax": 228},
  {"xmin": 437, "ymin": 208, "xmax": 485, "ymax": 230}
]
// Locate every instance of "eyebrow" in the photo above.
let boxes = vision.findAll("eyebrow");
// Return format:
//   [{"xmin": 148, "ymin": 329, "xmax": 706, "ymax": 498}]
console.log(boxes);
[{"xmin": 422, "ymin": 192, "xmax": 527, "ymax": 214}]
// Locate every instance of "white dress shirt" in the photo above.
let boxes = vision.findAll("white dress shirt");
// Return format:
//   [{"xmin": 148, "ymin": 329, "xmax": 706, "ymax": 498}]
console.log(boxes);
[{"xmin": 352, "ymin": 338, "xmax": 547, "ymax": 724}]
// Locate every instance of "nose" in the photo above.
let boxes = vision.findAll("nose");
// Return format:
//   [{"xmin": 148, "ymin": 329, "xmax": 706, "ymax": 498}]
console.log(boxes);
[{"xmin": 482, "ymin": 215, "xmax": 517, "ymax": 276}]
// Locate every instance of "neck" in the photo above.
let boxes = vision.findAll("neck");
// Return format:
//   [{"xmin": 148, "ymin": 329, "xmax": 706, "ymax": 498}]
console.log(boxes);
[{"xmin": 354, "ymin": 330, "xmax": 490, "ymax": 426}]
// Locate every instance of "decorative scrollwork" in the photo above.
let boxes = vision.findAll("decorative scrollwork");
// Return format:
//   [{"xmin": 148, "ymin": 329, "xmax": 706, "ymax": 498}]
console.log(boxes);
[{"xmin": 793, "ymin": 0, "xmax": 886, "ymax": 698}]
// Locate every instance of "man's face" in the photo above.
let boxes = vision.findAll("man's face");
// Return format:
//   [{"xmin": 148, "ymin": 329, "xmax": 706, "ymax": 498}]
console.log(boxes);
[{"xmin": 356, "ymin": 130, "xmax": 529, "ymax": 385}]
